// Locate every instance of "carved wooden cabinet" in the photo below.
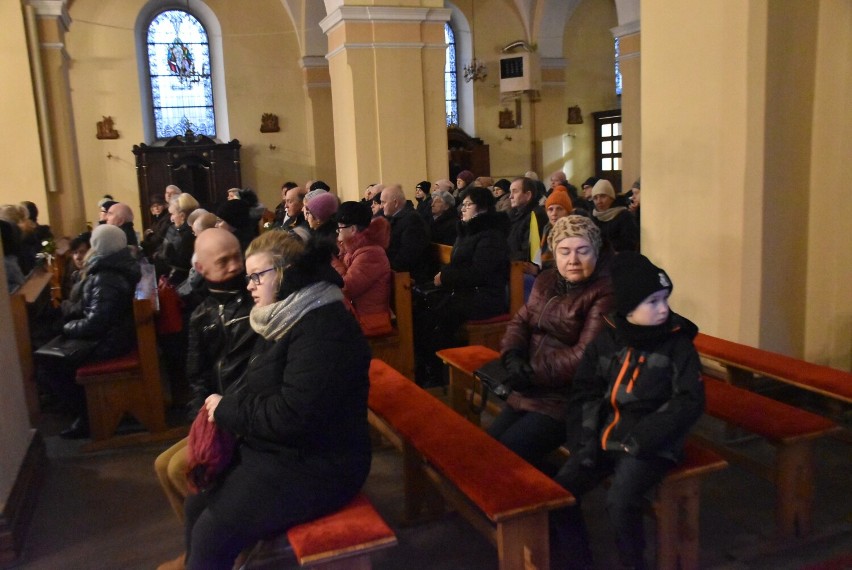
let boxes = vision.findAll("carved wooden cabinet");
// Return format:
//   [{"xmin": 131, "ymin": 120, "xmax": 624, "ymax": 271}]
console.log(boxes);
[
  {"xmin": 133, "ymin": 133, "xmax": 241, "ymax": 229},
  {"xmin": 447, "ymin": 126, "xmax": 490, "ymax": 180}
]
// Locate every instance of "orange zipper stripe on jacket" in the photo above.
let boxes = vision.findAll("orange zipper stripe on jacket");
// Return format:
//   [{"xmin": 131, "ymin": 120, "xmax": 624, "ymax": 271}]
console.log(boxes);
[
  {"xmin": 626, "ymin": 355, "xmax": 646, "ymax": 393},
  {"xmin": 601, "ymin": 348, "xmax": 633, "ymax": 450}
]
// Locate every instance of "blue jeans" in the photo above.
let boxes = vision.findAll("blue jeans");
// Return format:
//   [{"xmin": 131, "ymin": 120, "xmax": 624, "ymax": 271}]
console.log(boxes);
[{"xmin": 550, "ymin": 450, "xmax": 673, "ymax": 569}]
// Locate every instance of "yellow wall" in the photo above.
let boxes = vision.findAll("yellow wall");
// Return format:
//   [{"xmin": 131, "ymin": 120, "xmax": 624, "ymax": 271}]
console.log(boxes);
[
  {"xmin": 643, "ymin": 0, "xmax": 851, "ymax": 369},
  {"xmin": 0, "ymin": 2, "xmax": 49, "ymax": 223},
  {"xmin": 805, "ymin": 0, "xmax": 852, "ymax": 369},
  {"xmin": 66, "ymin": 0, "xmax": 311, "ymax": 228}
]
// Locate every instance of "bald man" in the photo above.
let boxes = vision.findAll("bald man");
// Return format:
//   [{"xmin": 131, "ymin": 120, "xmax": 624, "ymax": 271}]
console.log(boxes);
[
  {"xmin": 381, "ymin": 184, "xmax": 431, "ymax": 282},
  {"xmin": 105, "ymin": 202, "xmax": 139, "ymax": 247},
  {"xmin": 155, "ymin": 229, "xmax": 257, "ymax": 547}
]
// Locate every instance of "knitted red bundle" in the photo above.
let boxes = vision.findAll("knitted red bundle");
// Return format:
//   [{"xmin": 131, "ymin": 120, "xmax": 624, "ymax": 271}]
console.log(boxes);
[{"xmin": 185, "ymin": 405, "xmax": 237, "ymax": 493}]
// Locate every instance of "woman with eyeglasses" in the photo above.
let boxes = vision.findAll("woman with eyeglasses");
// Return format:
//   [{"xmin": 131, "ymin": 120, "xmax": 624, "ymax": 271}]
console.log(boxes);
[
  {"xmin": 331, "ymin": 201, "xmax": 393, "ymax": 336},
  {"xmin": 414, "ymin": 186, "xmax": 510, "ymax": 386},
  {"xmin": 173, "ymin": 231, "xmax": 372, "ymax": 570},
  {"xmin": 303, "ymin": 191, "xmax": 339, "ymax": 240}
]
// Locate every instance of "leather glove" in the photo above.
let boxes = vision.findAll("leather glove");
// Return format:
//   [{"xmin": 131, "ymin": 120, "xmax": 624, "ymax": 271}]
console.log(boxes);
[{"xmin": 501, "ymin": 349, "xmax": 534, "ymax": 391}]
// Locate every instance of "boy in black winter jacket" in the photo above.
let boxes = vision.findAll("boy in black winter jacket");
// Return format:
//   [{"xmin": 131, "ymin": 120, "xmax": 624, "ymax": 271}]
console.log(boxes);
[{"xmin": 550, "ymin": 252, "xmax": 705, "ymax": 570}]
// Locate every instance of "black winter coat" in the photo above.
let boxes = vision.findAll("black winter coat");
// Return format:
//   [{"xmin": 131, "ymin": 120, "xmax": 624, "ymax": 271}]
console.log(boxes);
[
  {"xmin": 386, "ymin": 209, "xmax": 431, "ymax": 283},
  {"xmin": 215, "ymin": 301, "xmax": 372, "ymax": 489},
  {"xmin": 440, "ymin": 211, "xmax": 510, "ymax": 320},
  {"xmin": 430, "ymin": 209, "xmax": 459, "ymax": 246},
  {"xmin": 593, "ymin": 208, "xmax": 639, "ymax": 253},
  {"xmin": 62, "ymin": 248, "xmax": 141, "ymax": 360},
  {"xmin": 506, "ymin": 200, "xmax": 547, "ymax": 262},
  {"xmin": 571, "ymin": 313, "xmax": 705, "ymax": 463},
  {"xmin": 186, "ymin": 283, "xmax": 257, "ymax": 419}
]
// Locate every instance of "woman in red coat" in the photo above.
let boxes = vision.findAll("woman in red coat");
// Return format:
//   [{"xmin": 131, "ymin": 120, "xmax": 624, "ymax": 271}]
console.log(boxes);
[{"xmin": 331, "ymin": 201, "xmax": 393, "ymax": 336}]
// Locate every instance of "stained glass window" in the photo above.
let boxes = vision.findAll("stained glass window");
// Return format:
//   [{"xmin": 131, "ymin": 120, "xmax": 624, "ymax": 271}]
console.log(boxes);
[
  {"xmin": 445, "ymin": 23, "xmax": 458, "ymax": 126},
  {"xmin": 614, "ymin": 37, "xmax": 623, "ymax": 96},
  {"xmin": 147, "ymin": 10, "xmax": 215, "ymax": 139}
]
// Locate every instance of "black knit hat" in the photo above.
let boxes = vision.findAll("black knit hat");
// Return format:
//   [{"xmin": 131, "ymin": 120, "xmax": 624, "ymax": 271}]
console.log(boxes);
[
  {"xmin": 216, "ymin": 199, "xmax": 251, "ymax": 229},
  {"xmin": 582, "ymin": 177, "xmax": 599, "ymax": 188},
  {"xmin": 416, "ymin": 181, "xmax": 431, "ymax": 192},
  {"xmin": 337, "ymin": 201, "xmax": 372, "ymax": 229},
  {"xmin": 610, "ymin": 252, "xmax": 673, "ymax": 316},
  {"xmin": 493, "ymin": 178, "xmax": 511, "ymax": 194}
]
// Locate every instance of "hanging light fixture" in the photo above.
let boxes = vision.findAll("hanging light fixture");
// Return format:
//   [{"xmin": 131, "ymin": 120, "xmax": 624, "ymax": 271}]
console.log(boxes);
[{"xmin": 462, "ymin": 3, "xmax": 487, "ymax": 83}]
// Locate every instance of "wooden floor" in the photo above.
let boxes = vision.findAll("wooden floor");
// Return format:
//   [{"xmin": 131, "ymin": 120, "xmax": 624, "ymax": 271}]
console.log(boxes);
[{"xmin": 13, "ymin": 389, "xmax": 852, "ymax": 570}]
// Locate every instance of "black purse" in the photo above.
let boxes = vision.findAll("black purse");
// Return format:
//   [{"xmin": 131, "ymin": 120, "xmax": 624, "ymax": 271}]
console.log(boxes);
[
  {"xmin": 34, "ymin": 335, "xmax": 99, "ymax": 364},
  {"xmin": 468, "ymin": 358, "xmax": 512, "ymax": 415}
]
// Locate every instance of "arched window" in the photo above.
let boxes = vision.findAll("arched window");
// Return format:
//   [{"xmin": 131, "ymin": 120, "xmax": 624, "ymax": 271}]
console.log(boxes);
[
  {"xmin": 146, "ymin": 10, "xmax": 215, "ymax": 139},
  {"xmin": 444, "ymin": 23, "xmax": 458, "ymax": 126}
]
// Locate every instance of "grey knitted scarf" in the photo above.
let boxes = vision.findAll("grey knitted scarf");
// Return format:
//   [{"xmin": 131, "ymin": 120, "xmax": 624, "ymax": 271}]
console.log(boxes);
[{"xmin": 249, "ymin": 281, "xmax": 343, "ymax": 340}]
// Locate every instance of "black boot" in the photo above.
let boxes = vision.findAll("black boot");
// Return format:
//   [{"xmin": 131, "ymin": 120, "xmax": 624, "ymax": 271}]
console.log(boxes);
[{"xmin": 60, "ymin": 416, "xmax": 90, "ymax": 439}]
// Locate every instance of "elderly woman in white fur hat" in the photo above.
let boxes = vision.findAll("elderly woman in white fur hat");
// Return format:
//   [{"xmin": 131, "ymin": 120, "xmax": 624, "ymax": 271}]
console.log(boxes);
[{"xmin": 38, "ymin": 223, "xmax": 141, "ymax": 439}]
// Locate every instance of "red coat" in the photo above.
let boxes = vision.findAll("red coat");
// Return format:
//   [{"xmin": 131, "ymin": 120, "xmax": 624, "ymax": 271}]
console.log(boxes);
[
  {"xmin": 332, "ymin": 217, "xmax": 393, "ymax": 336},
  {"xmin": 500, "ymin": 263, "xmax": 614, "ymax": 419}
]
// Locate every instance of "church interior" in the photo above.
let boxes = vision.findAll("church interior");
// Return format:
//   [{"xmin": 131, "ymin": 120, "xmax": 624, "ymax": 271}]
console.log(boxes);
[{"xmin": 1, "ymin": 0, "xmax": 850, "ymax": 568}]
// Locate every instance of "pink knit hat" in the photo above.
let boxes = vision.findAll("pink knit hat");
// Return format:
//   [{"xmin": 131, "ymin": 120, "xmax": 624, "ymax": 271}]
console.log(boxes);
[{"xmin": 305, "ymin": 192, "xmax": 339, "ymax": 223}]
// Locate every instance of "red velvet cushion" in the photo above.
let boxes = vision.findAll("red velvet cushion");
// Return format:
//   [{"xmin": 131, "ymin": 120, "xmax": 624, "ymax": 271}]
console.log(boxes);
[
  {"xmin": 466, "ymin": 314, "xmax": 510, "ymax": 326},
  {"xmin": 368, "ymin": 359, "xmax": 573, "ymax": 520},
  {"xmin": 703, "ymin": 375, "xmax": 836, "ymax": 443},
  {"xmin": 436, "ymin": 345, "xmax": 500, "ymax": 375},
  {"xmin": 287, "ymin": 494, "xmax": 395, "ymax": 564},
  {"xmin": 695, "ymin": 333, "xmax": 852, "ymax": 402},
  {"xmin": 75, "ymin": 350, "xmax": 140, "ymax": 378}
]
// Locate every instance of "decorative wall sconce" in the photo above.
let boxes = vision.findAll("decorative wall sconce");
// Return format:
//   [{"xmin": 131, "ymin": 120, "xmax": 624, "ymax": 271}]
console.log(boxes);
[
  {"xmin": 498, "ymin": 108, "xmax": 516, "ymax": 129},
  {"xmin": 268, "ymin": 144, "xmax": 277, "ymax": 151},
  {"xmin": 463, "ymin": 58, "xmax": 488, "ymax": 83},
  {"xmin": 96, "ymin": 116, "xmax": 119, "ymax": 139},
  {"xmin": 567, "ymin": 105, "xmax": 583, "ymax": 124},
  {"xmin": 260, "ymin": 113, "xmax": 280, "ymax": 133}
]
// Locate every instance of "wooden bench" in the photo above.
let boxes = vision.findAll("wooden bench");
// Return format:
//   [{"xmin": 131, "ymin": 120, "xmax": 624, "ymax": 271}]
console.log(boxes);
[
  {"xmin": 437, "ymin": 345, "xmax": 729, "ymax": 570},
  {"xmin": 366, "ymin": 271, "xmax": 415, "ymax": 380},
  {"xmin": 10, "ymin": 266, "xmax": 58, "ymax": 425},
  {"xmin": 695, "ymin": 374, "xmax": 839, "ymax": 539},
  {"xmin": 244, "ymin": 493, "xmax": 397, "ymax": 569},
  {"xmin": 367, "ymin": 358, "xmax": 574, "ymax": 570},
  {"xmin": 431, "ymin": 242, "xmax": 525, "ymax": 351},
  {"xmin": 75, "ymin": 298, "xmax": 185, "ymax": 451},
  {"xmin": 694, "ymin": 332, "xmax": 852, "ymax": 404}
]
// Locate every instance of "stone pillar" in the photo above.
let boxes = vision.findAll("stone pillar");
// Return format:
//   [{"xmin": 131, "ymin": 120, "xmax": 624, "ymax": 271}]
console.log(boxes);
[
  {"xmin": 613, "ymin": 21, "xmax": 640, "ymax": 194},
  {"xmin": 301, "ymin": 56, "xmax": 337, "ymax": 192},
  {"xmin": 29, "ymin": 0, "xmax": 86, "ymax": 236},
  {"xmin": 320, "ymin": 2, "xmax": 450, "ymax": 201}
]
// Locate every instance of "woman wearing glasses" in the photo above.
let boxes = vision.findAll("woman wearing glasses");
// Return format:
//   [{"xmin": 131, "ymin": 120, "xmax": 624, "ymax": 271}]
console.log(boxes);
[
  {"xmin": 332, "ymin": 201, "xmax": 393, "ymax": 336},
  {"xmin": 175, "ymin": 231, "xmax": 372, "ymax": 570}
]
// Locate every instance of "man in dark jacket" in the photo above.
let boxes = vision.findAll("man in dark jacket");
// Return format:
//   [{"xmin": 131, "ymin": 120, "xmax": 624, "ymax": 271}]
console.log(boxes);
[
  {"xmin": 154, "ymin": 227, "xmax": 258, "ymax": 535},
  {"xmin": 105, "ymin": 202, "xmax": 140, "ymax": 249},
  {"xmin": 506, "ymin": 177, "xmax": 547, "ymax": 265},
  {"xmin": 414, "ymin": 180, "xmax": 432, "ymax": 222},
  {"xmin": 381, "ymin": 184, "xmax": 431, "ymax": 283}
]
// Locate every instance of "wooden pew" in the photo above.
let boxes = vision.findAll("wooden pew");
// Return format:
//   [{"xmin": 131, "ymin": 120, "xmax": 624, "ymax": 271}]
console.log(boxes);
[
  {"xmin": 366, "ymin": 271, "xmax": 415, "ymax": 380},
  {"xmin": 436, "ymin": 345, "xmax": 729, "ymax": 570},
  {"xmin": 368, "ymin": 358, "xmax": 574, "ymax": 570},
  {"xmin": 10, "ymin": 292, "xmax": 41, "ymax": 426},
  {"xmin": 694, "ymin": 375, "xmax": 839, "ymax": 539},
  {"xmin": 694, "ymin": 332, "xmax": 852, "ymax": 404},
  {"xmin": 244, "ymin": 493, "xmax": 397, "ymax": 569},
  {"xmin": 75, "ymin": 298, "xmax": 186, "ymax": 452},
  {"xmin": 430, "ymin": 242, "xmax": 525, "ymax": 351}
]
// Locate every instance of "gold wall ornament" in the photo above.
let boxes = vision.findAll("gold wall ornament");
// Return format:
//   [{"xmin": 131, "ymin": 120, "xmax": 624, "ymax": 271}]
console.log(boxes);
[
  {"xmin": 567, "ymin": 105, "xmax": 583, "ymax": 124},
  {"xmin": 96, "ymin": 116, "xmax": 119, "ymax": 139},
  {"xmin": 260, "ymin": 113, "xmax": 280, "ymax": 133}
]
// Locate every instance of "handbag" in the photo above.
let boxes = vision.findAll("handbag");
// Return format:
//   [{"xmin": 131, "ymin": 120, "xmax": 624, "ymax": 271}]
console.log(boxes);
[
  {"xmin": 34, "ymin": 334, "xmax": 99, "ymax": 364},
  {"xmin": 468, "ymin": 358, "xmax": 512, "ymax": 415},
  {"xmin": 156, "ymin": 275, "xmax": 184, "ymax": 335},
  {"xmin": 185, "ymin": 405, "xmax": 238, "ymax": 493}
]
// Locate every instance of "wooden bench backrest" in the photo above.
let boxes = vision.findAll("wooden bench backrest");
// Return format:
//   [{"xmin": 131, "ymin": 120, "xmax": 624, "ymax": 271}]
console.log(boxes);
[
  {"xmin": 695, "ymin": 333, "xmax": 852, "ymax": 403},
  {"xmin": 368, "ymin": 358, "xmax": 573, "ymax": 521},
  {"xmin": 367, "ymin": 271, "xmax": 415, "ymax": 379},
  {"xmin": 134, "ymin": 298, "xmax": 163, "ymax": 398},
  {"xmin": 10, "ymin": 292, "xmax": 40, "ymax": 425}
]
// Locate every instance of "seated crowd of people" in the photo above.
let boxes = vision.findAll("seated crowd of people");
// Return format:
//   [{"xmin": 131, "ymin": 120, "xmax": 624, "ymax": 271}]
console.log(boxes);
[{"xmin": 9, "ymin": 168, "xmax": 694, "ymax": 570}]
